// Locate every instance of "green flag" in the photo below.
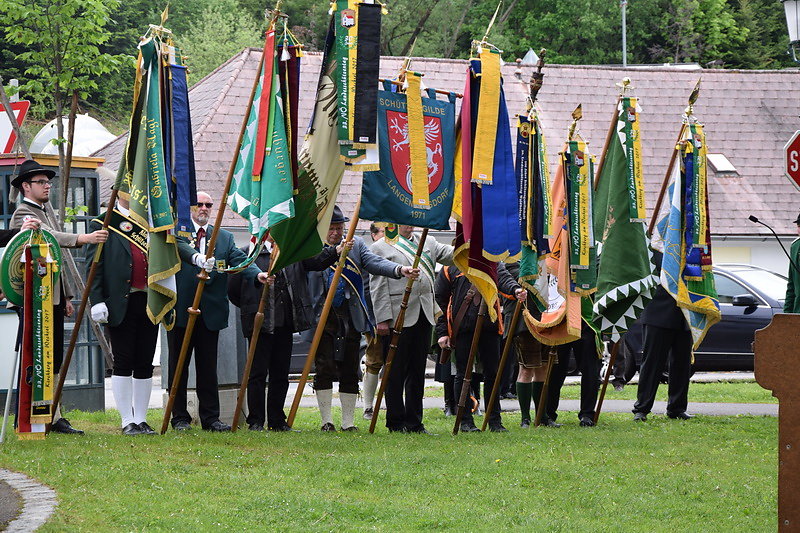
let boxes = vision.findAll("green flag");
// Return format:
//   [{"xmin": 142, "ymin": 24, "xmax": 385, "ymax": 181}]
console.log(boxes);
[
  {"xmin": 115, "ymin": 39, "xmax": 180, "ymax": 326},
  {"xmin": 592, "ymin": 105, "xmax": 657, "ymax": 341},
  {"xmin": 227, "ymin": 31, "xmax": 294, "ymax": 248},
  {"xmin": 270, "ymin": 18, "xmax": 346, "ymax": 273}
]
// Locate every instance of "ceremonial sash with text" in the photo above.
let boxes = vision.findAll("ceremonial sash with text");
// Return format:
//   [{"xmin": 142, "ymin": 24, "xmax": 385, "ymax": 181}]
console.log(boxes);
[
  {"xmin": 562, "ymin": 140, "xmax": 596, "ymax": 295},
  {"xmin": 95, "ymin": 210, "xmax": 149, "ymax": 253},
  {"xmin": 393, "ymin": 235, "xmax": 436, "ymax": 288}
]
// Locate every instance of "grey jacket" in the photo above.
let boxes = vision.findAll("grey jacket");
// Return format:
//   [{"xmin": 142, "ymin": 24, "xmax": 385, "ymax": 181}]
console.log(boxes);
[
  {"xmin": 307, "ymin": 236, "xmax": 403, "ymax": 333},
  {"xmin": 11, "ymin": 198, "xmax": 81, "ymax": 304},
  {"xmin": 369, "ymin": 232, "xmax": 453, "ymax": 328}
]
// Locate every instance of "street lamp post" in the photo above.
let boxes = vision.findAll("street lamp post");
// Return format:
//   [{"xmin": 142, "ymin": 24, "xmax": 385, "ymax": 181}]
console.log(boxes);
[
  {"xmin": 621, "ymin": 0, "xmax": 628, "ymax": 67},
  {"xmin": 782, "ymin": 0, "xmax": 800, "ymax": 63}
]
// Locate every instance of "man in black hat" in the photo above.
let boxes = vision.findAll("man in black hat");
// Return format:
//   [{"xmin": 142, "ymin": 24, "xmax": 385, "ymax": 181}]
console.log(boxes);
[
  {"xmin": 307, "ymin": 205, "xmax": 419, "ymax": 431},
  {"xmin": 784, "ymin": 212, "xmax": 800, "ymax": 314},
  {"xmin": 10, "ymin": 159, "xmax": 109, "ymax": 434}
]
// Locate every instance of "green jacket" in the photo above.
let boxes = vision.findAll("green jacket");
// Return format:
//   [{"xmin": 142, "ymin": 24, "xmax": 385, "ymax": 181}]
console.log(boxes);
[
  {"xmin": 784, "ymin": 239, "xmax": 800, "ymax": 313},
  {"xmin": 86, "ymin": 216, "xmax": 142, "ymax": 327},
  {"xmin": 174, "ymin": 225, "xmax": 259, "ymax": 331}
]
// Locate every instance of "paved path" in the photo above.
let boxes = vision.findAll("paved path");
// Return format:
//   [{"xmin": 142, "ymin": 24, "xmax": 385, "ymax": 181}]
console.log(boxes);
[{"xmin": 0, "ymin": 469, "xmax": 57, "ymax": 532}]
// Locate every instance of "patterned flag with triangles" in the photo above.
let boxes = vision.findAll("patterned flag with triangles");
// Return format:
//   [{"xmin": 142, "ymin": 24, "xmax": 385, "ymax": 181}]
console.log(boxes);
[
  {"xmin": 592, "ymin": 96, "xmax": 657, "ymax": 341},
  {"xmin": 227, "ymin": 28, "xmax": 294, "ymax": 255}
]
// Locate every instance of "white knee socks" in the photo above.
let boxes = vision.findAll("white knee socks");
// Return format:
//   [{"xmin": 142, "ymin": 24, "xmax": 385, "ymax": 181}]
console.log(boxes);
[
  {"xmin": 362, "ymin": 372, "xmax": 379, "ymax": 410},
  {"xmin": 132, "ymin": 378, "xmax": 152, "ymax": 425},
  {"xmin": 111, "ymin": 375, "xmax": 134, "ymax": 427},
  {"xmin": 316, "ymin": 388, "xmax": 334, "ymax": 426},
  {"xmin": 340, "ymin": 392, "xmax": 358, "ymax": 429}
]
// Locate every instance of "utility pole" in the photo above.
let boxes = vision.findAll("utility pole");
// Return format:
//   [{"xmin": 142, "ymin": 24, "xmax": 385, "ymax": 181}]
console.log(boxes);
[{"xmin": 621, "ymin": 0, "xmax": 628, "ymax": 67}]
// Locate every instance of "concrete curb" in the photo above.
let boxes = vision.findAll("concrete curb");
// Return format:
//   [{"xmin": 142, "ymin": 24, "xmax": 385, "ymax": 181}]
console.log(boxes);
[{"xmin": 0, "ymin": 469, "xmax": 57, "ymax": 532}]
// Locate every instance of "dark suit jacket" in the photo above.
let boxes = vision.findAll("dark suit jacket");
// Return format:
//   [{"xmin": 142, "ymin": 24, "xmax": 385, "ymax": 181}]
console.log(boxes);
[
  {"xmin": 639, "ymin": 251, "xmax": 688, "ymax": 331},
  {"xmin": 175, "ymin": 226, "xmax": 259, "ymax": 331}
]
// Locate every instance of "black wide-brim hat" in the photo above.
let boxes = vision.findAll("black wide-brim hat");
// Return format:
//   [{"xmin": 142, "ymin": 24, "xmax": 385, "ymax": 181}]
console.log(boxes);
[
  {"xmin": 330, "ymin": 205, "xmax": 350, "ymax": 224},
  {"xmin": 794, "ymin": 213, "xmax": 800, "ymax": 225},
  {"xmin": 11, "ymin": 159, "xmax": 55, "ymax": 188}
]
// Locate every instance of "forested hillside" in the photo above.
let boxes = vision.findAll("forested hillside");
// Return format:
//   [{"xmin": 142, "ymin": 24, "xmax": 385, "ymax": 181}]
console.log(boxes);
[{"xmin": 0, "ymin": 0, "xmax": 793, "ymax": 134}]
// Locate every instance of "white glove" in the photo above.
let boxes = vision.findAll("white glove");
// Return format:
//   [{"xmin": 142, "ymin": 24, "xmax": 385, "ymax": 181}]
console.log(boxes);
[
  {"xmin": 91, "ymin": 302, "xmax": 108, "ymax": 324},
  {"xmin": 192, "ymin": 253, "xmax": 216, "ymax": 273}
]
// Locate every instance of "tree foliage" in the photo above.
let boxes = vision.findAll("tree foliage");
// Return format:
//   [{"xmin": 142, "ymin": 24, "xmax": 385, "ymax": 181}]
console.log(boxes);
[{"xmin": 0, "ymin": 0, "xmax": 795, "ymax": 126}]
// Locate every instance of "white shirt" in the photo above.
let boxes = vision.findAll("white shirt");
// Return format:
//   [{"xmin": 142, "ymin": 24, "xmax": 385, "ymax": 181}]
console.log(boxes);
[{"xmin": 192, "ymin": 221, "xmax": 209, "ymax": 255}]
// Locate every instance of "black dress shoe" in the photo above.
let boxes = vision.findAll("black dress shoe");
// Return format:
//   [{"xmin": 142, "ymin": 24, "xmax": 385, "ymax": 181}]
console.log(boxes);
[
  {"xmin": 122, "ymin": 423, "xmax": 143, "ymax": 435},
  {"xmin": 51, "ymin": 418, "xmax": 84, "ymax": 435},
  {"xmin": 321, "ymin": 422, "xmax": 336, "ymax": 432},
  {"xmin": 408, "ymin": 426, "xmax": 435, "ymax": 435},
  {"xmin": 172, "ymin": 420, "xmax": 192, "ymax": 431},
  {"xmin": 520, "ymin": 418, "xmax": 531, "ymax": 428},
  {"xmin": 459, "ymin": 421, "xmax": 481, "ymax": 432},
  {"xmin": 633, "ymin": 412, "xmax": 647, "ymax": 422},
  {"xmin": 341, "ymin": 425, "xmax": 359, "ymax": 432},
  {"xmin": 248, "ymin": 423, "xmax": 265, "ymax": 431},
  {"xmin": 488, "ymin": 423, "xmax": 508, "ymax": 433},
  {"xmin": 579, "ymin": 416, "xmax": 595, "ymax": 427},
  {"xmin": 204, "ymin": 420, "xmax": 231, "ymax": 432},
  {"xmin": 269, "ymin": 423, "xmax": 299, "ymax": 432},
  {"xmin": 667, "ymin": 412, "xmax": 694, "ymax": 420},
  {"xmin": 540, "ymin": 418, "xmax": 562, "ymax": 428},
  {"xmin": 137, "ymin": 422, "xmax": 156, "ymax": 435}
]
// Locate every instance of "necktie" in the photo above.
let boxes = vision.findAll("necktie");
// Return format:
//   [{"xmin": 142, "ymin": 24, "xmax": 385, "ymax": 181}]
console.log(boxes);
[{"xmin": 196, "ymin": 227, "xmax": 206, "ymax": 252}]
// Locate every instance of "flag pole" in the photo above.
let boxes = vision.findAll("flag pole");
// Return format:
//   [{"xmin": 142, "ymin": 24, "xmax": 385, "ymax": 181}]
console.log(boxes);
[
  {"xmin": 230, "ymin": 251, "xmax": 278, "ymax": 432},
  {"xmin": 452, "ymin": 300, "xmax": 488, "ymax": 435},
  {"xmin": 533, "ymin": 346, "xmax": 557, "ymax": 426},
  {"xmin": 480, "ymin": 298, "xmax": 522, "ymax": 432},
  {"xmin": 368, "ymin": 228, "xmax": 429, "ymax": 433},
  {"xmin": 593, "ymin": 78, "xmax": 633, "ymax": 190},
  {"xmin": 160, "ymin": 46, "xmax": 267, "ymax": 435},
  {"xmin": 646, "ymin": 124, "xmax": 686, "ymax": 237},
  {"xmin": 593, "ymin": 341, "xmax": 619, "ymax": 424},
  {"xmin": 647, "ymin": 79, "xmax": 700, "ymax": 237},
  {"xmin": 286, "ymin": 197, "xmax": 361, "ymax": 428},
  {"xmin": 50, "ymin": 187, "xmax": 119, "ymax": 423},
  {"xmin": 0, "ymin": 347, "xmax": 20, "ymax": 444}
]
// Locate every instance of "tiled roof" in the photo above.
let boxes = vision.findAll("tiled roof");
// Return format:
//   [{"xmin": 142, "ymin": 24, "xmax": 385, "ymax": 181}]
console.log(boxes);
[{"xmin": 92, "ymin": 48, "xmax": 800, "ymax": 236}]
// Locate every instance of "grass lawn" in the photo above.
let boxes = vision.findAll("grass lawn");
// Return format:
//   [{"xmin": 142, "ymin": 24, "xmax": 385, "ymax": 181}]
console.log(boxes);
[
  {"xmin": 0, "ymin": 408, "xmax": 777, "ymax": 531},
  {"xmin": 425, "ymin": 380, "xmax": 778, "ymax": 404}
]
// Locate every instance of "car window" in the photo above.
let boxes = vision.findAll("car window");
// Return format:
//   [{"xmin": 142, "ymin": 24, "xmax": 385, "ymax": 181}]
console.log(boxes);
[
  {"xmin": 727, "ymin": 268, "xmax": 788, "ymax": 303},
  {"xmin": 713, "ymin": 273, "xmax": 757, "ymax": 304}
]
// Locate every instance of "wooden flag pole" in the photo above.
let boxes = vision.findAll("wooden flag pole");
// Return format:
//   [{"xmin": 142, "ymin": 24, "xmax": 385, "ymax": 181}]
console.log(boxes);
[
  {"xmin": 160, "ymin": 46, "xmax": 266, "ymax": 435},
  {"xmin": 453, "ymin": 301, "xmax": 488, "ymax": 435},
  {"xmin": 231, "ymin": 252, "xmax": 278, "ymax": 432},
  {"xmin": 368, "ymin": 228, "xmax": 429, "ymax": 433},
  {"xmin": 593, "ymin": 341, "xmax": 620, "ymax": 425},
  {"xmin": 534, "ymin": 347, "xmax": 557, "ymax": 427},
  {"xmin": 50, "ymin": 187, "xmax": 119, "ymax": 422},
  {"xmin": 648, "ymin": 79, "xmax": 700, "ymax": 237},
  {"xmin": 592, "ymin": 98, "xmax": 621, "ymax": 191},
  {"xmin": 647, "ymin": 124, "xmax": 687, "ymax": 237},
  {"xmin": 480, "ymin": 298, "xmax": 522, "ymax": 432},
  {"xmin": 286, "ymin": 198, "xmax": 361, "ymax": 428}
]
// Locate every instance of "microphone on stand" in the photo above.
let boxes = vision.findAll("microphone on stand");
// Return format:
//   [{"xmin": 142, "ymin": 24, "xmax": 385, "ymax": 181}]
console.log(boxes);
[{"xmin": 748, "ymin": 215, "xmax": 800, "ymax": 274}]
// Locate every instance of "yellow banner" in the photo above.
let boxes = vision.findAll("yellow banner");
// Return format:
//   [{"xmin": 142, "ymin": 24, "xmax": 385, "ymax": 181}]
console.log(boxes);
[
  {"xmin": 406, "ymin": 72, "xmax": 430, "ymax": 210},
  {"xmin": 471, "ymin": 49, "xmax": 500, "ymax": 184}
]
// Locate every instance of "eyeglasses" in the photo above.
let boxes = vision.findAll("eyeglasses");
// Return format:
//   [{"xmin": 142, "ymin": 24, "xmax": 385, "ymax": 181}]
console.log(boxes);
[
  {"xmin": 28, "ymin": 180, "xmax": 52, "ymax": 187},
  {"xmin": 196, "ymin": 202, "xmax": 213, "ymax": 208}
]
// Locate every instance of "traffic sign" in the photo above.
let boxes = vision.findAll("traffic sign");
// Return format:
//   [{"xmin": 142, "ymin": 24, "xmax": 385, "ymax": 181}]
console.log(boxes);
[
  {"xmin": 785, "ymin": 130, "xmax": 800, "ymax": 191},
  {"xmin": 0, "ymin": 100, "xmax": 30, "ymax": 154}
]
